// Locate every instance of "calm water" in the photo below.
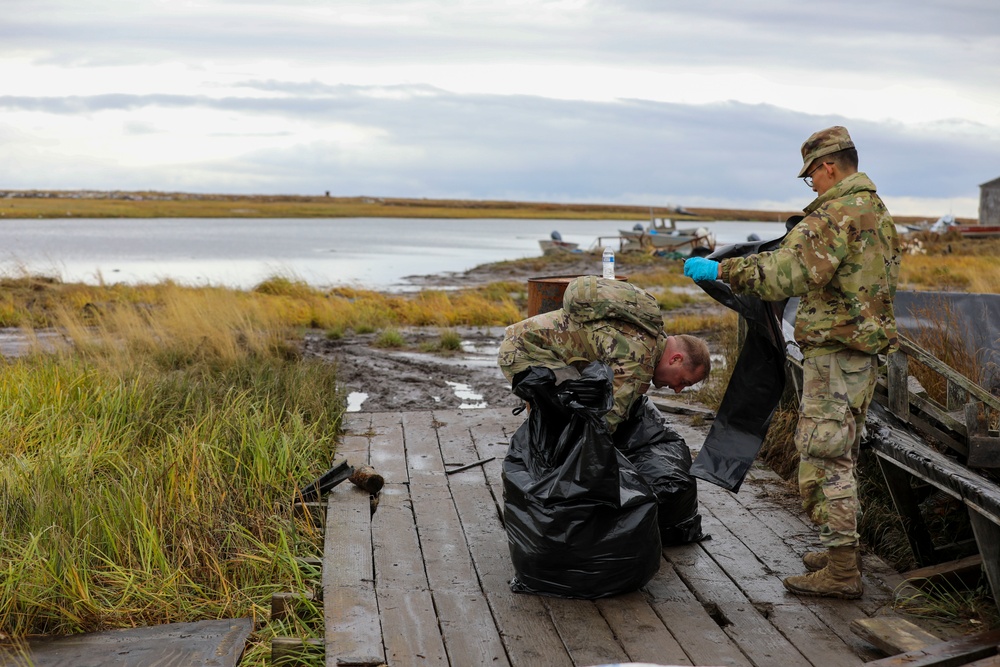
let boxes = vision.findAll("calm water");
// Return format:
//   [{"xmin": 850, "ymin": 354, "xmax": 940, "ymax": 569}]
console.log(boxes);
[{"xmin": 0, "ymin": 217, "xmax": 788, "ymax": 291}]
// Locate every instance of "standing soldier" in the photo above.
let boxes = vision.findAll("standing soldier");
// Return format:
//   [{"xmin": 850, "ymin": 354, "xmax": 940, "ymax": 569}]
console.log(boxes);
[
  {"xmin": 498, "ymin": 275, "xmax": 711, "ymax": 434},
  {"xmin": 683, "ymin": 126, "xmax": 901, "ymax": 598}
]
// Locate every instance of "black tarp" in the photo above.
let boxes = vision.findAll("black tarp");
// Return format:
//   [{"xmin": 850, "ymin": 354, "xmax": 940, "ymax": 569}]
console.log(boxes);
[{"xmin": 689, "ymin": 235, "xmax": 791, "ymax": 492}]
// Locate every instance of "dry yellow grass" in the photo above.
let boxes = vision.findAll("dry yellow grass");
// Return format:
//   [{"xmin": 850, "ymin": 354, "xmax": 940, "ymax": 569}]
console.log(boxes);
[{"xmin": 4, "ymin": 190, "xmax": 968, "ymax": 225}]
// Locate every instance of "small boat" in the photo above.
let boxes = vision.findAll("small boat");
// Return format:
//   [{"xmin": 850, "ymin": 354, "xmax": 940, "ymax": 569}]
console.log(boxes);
[
  {"xmin": 618, "ymin": 218, "xmax": 716, "ymax": 257},
  {"xmin": 539, "ymin": 230, "xmax": 580, "ymax": 255}
]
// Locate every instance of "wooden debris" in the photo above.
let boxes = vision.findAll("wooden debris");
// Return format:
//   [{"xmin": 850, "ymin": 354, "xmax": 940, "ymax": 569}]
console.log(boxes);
[
  {"xmin": 349, "ymin": 464, "xmax": 385, "ymax": 495},
  {"xmin": 863, "ymin": 627, "xmax": 1000, "ymax": 666},
  {"xmin": 445, "ymin": 456, "xmax": 495, "ymax": 475},
  {"xmin": 903, "ymin": 554, "xmax": 985, "ymax": 591},
  {"xmin": 850, "ymin": 617, "xmax": 942, "ymax": 656}
]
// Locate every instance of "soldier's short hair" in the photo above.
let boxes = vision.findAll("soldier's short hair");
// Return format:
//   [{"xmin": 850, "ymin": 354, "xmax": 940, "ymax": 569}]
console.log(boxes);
[
  {"xmin": 675, "ymin": 334, "xmax": 711, "ymax": 378},
  {"xmin": 825, "ymin": 147, "xmax": 859, "ymax": 172}
]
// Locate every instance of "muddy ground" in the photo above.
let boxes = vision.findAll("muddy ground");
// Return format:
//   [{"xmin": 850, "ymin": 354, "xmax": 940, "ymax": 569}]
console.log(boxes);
[{"xmin": 302, "ymin": 255, "xmax": 727, "ymax": 415}]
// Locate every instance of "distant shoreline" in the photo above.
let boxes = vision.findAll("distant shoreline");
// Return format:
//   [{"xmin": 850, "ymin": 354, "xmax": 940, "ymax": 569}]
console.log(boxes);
[{"xmin": 0, "ymin": 190, "xmax": 971, "ymax": 226}]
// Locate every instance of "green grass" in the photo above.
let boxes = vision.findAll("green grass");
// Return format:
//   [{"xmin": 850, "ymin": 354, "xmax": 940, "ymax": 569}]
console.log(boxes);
[{"xmin": 0, "ymin": 286, "xmax": 343, "ymax": 663}]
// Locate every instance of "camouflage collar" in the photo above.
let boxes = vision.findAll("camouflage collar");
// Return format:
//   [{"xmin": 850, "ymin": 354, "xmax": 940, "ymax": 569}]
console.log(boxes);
[{"xmin": 803, "ymin": 172, "xmax": 877, "ymax": 215}]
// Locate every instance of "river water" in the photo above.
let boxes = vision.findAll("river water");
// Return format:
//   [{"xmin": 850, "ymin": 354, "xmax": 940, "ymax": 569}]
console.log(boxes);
[{"xmin": 0, "ymin": 217, "xmax": 788, "ymax": 291}]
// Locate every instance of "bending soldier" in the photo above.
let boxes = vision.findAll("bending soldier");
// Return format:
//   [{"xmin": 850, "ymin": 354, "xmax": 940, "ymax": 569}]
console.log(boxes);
[{"xmin": 498, "ymin": 275, "xmax": 711, "ymax": 434}]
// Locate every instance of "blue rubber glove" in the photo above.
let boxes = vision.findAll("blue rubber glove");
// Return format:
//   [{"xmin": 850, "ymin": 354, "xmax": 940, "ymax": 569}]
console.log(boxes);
[{"xmin": 683, "ymin": 257, "xmax": 720, "ymax": 282}]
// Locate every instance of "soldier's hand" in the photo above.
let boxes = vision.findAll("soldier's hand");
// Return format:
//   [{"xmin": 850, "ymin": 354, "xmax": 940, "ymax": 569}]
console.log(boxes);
[{"xmin": 683, "ymin": 257, "xmax": 720, "ymax": 282}]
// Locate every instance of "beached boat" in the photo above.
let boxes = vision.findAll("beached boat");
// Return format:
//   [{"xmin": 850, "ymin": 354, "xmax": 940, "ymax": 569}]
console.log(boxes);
[
  {"xmin": 538, "ymin": 230, "xmax": 581, "ymax": 255},
  {"xmin": 618, "ymin": 218, "xmax": 716, "ymax": 256}
]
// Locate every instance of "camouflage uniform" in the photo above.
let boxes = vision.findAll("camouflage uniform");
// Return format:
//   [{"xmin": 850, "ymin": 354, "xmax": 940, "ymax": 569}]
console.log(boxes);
[
  {"xmin": 720, "ymin": 155, "xmax": 900, "ymax": 548},
  {"xmin": 498, "ymin": 276, "xmax": 667, "ymax": 434}
]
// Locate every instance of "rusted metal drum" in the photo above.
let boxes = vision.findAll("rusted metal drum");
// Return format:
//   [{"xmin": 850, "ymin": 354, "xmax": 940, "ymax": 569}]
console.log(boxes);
[{"xmin": 526, "ymin": 274, "xmax": 628, "ymax": 317}]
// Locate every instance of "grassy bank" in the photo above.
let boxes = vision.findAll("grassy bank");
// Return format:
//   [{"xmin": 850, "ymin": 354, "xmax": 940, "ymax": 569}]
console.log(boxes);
[
  {"xmin": 1, "ymin": 190, "xmax": 971, "ymax": 226},
  {"xmin": 1, "ymin": 237, "xmax": 997, "ymax": 652}
]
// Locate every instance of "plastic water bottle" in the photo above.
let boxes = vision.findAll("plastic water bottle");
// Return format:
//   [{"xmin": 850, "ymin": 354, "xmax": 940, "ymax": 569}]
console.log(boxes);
[{"xmin": 602, "ymin": 247, "xmax": 615, "ymax": 279}]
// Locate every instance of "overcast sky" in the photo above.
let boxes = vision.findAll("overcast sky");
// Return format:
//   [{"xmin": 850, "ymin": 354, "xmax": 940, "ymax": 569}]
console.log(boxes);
[{"xmin": 2, "ymin": 0, "xmax": 999, "ymax": 218}]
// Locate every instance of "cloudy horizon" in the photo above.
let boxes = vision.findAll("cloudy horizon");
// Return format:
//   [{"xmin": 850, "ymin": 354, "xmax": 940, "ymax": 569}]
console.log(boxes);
[{"xmin": 2, "ymin": 1, "xmax": 999, "ymax": 218}]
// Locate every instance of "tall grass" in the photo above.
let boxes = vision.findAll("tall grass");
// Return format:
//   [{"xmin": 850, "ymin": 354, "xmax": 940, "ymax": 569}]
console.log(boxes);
[{"xmin": 0, "ymin": 284, "xmax": 342, "ymax": 661}]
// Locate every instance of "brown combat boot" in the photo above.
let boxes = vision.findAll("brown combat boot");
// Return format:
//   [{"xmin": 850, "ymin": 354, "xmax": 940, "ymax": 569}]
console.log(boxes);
[
  {"xmin": 802, "ymin": 549, "xmax": 863, "ymax": 573},
  {"xmin": 802, "ymin": 550, "xmax": 828, "ymax": 572},
  {"xmin": 784, "ymin": 546, "xmax": 863, "ymax": 599}
]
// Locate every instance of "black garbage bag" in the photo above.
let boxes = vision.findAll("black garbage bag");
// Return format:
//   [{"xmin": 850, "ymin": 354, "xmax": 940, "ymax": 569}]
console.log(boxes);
[
  {"xmin": 689, "ymin": 231, "xmax": 791, "ymax": 492},
  {"xmin": 613, "ymin": 396, "xmax": 705, "ymax": 545},
  {"xmin": 503, "ymin": 361, "xmax": 661, "ymax": 599}
]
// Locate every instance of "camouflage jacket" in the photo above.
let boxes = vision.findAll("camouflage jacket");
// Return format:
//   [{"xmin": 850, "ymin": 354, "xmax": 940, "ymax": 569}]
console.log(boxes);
[
  {"xmin": 720, "ymin": 172, "xmax": 900, "ymax": 358},
  {"xmin": 498, "ymin": 276, "xmax": 667, "ymax": 433}
]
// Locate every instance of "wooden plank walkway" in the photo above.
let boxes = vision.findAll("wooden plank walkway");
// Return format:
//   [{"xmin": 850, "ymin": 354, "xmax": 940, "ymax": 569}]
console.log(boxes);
[{"xmin": 323, "ymin": 407, "xmax": 921, "ymax": 667}]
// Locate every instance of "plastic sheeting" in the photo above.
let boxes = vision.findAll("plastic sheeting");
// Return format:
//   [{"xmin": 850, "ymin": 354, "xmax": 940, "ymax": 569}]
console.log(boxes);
[
  {"xmin": 689, "ymin": 234, "xmax": 791, "ymax": 492},
  {"xmin": 503, "ymin": 362, "xmax": 661, "ymax": 599},
  {"xmin": 894, "ymin": 291, "xmax": 1000, "ymax": 393},
  {"xmin": 613, "ymin": 396, "xmax": 705, "ymax": 545}
]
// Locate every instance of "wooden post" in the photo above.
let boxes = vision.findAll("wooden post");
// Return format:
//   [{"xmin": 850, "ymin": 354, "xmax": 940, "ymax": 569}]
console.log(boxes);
[
  {"xmin": 947, "ymin": 379, "xmax": 970, "ymax": 412},
  {"xmin": 967, "ymin": 507, "xmax": 1000, "ymax": 614},
  {"xmin": 875, "ymin": 454, "xmax": 936, "ymax": 566},
  {"xmin": 887, "ymin": 350, "xmax": 910, "ymax": 421}
]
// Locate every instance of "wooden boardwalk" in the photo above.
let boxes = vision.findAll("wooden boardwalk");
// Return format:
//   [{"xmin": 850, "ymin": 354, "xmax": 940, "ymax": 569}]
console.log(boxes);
[{"xmin": 323, "ymin": 407, "xmax": 918, "ymax": 667}]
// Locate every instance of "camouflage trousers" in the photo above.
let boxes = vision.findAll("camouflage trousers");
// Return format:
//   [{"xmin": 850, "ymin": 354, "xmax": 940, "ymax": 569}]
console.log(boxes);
[{"xmin": 796, "ymin": 350, "xmax": 878, "ymax": 549}]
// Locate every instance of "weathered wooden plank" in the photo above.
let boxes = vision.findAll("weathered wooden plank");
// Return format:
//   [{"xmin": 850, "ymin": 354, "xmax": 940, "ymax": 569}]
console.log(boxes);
[
  {"xmin": 377, "ymin": 589, "xmax": 449, "ymax": 666},
  {"xmin": 902, "ymin": 554, "xmax": 985, "ymax": 590},
  {"xmin": 967, "ymin": 505, "xmax": 1000, "ymax": 614},
  {"xmin": 900, "ymin": 334, "xmax": 1000, "ymax": 413},
  {"xmin": 875, "ymin": 451, "xmax": 951, "ymax": 567},
  {"xmin": 338, "ymin": 412, "xmax": 373, "ymax": 463},
  {"xmin": 719, "ymin": 469, "xmax": 912, "ymax": 609},
  {"xmin": 368, "ymin": 411, "xmax": 409, "ymax": 485},
  {"xmin": 849, "ymin": 617, "xmax": 942, "ymax": 656},
  {"xmin": 543, "ymin": 597, "xmax": 630, "ymax": 667},
  {"xmin": 594, "ymin": 592, "xmax": 692, "ymax": 666},
  {"xmin": 863, "ymin": 627, "xmax": 1000, "ymax": 666},
  {"xmin": 691, "ymin": 508, "xmax": 865, "ymax": 666},
  {"xmin": 19, "ymin": 619, "xmax": 253, "ymax": 667},
  {"xmin": 402, "ymin": 411, "xmax": 513, "ymax": 667},
  {"xmin": 643, "ymin": 559, "xmax": 753, "ymax": 667},
  {"xmin": 887, "ymin": 351, "xmax": 911, "ymax": 421},
  {"xmin": 697, "ymin": 482, "xmax": 885, "ymax": 662},
  {"xmin": 370, "ymin": 484, "xmax": 449, "ymax": 665},
  {"xmin": 459, "ymin": 408, "xmax": 517, "ymax": 501},
  {"xmin": 434, "ymin": 590, "xmax": 511, "ymax": 667},
  {"xmin": 666, "ymin": 540, "xmax": 816, "ymax": 666},
  {"xmin": 436, "ymin": 410, "xmax": 573, "ymax": 667},
  {"xmin": 324, "ymin": 482, "xmax": 383, "ymax": 667}
]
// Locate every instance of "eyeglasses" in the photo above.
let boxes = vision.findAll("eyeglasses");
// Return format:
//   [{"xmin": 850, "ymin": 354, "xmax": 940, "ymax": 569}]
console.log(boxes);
[{"xmin": 802, "ymin": 162, "xmax": 829, "ymax": 188}]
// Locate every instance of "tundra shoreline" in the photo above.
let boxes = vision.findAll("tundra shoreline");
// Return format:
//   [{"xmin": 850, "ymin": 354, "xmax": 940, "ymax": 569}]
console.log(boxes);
[{"xmin": 0, "ymin": 190, "xmax": 967, "ymax": 226}]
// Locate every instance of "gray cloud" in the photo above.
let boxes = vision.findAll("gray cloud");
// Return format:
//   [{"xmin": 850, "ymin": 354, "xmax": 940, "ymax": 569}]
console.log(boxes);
[{"xmin": 2, "ymin": 86, "xmax": 994, "ymax": 210}]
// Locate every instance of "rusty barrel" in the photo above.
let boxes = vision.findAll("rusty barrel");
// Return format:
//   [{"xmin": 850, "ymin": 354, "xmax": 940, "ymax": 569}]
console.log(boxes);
[{"xmin": 526, "ymin": 274, "xmax": 628, "ymax": 317}]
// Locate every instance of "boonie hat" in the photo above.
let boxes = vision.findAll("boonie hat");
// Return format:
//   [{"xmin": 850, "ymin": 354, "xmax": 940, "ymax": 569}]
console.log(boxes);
[{"xmin": 797, "ymin": 126, "xmax": 855, "ymax": 177}]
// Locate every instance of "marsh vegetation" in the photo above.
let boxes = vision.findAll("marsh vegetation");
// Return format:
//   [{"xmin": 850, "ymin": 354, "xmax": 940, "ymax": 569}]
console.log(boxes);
[{"xmin": 1, "ymin": 229, "xmax": 998, "ymax": 658}]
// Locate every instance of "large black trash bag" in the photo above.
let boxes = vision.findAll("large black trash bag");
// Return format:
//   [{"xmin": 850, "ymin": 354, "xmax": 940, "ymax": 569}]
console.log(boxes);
[
  {"xmin": 689, "ymin": 231, "xmax": 792, "ymax": 492},
  {"xmin": 613, "ymin": 396, "xmax": 705, "ymax": 545},
  {"xmin": 503, "ymin": 361, "xmax": 661, "ymax": 599}
]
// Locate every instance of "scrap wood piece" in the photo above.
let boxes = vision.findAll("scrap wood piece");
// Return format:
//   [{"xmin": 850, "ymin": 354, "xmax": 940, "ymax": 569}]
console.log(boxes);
[
  {"xmin": 349, "ymin": 464, "xmax": 385, "ymax": 495},
  {"xmin": 902, "ymin": 554, "xmax": 985, "ymax": 591},
  {"xmin": 863, "ymin": 627, "xmax": 1000, "ymax": 666},
  {"xmin": 445, "ymin": 456, "xmax": 495, "ymax": 475},
  {"xmin": 850, "ymin": 617, "xmax": 943, "ymax": 656}
]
